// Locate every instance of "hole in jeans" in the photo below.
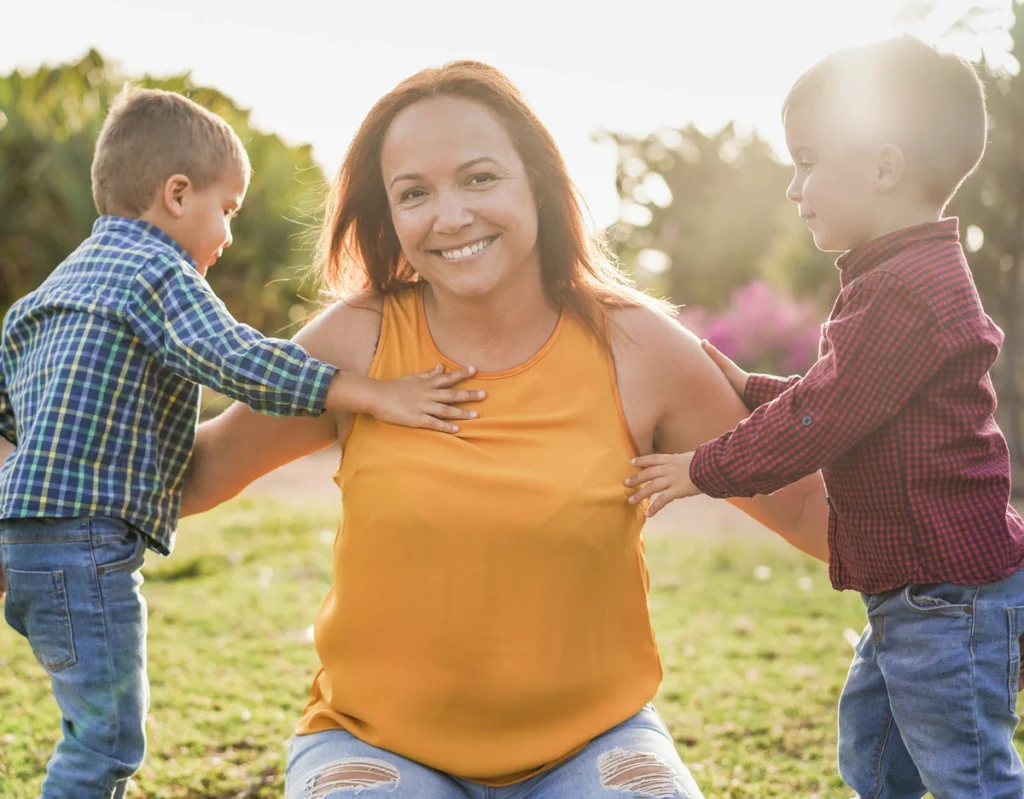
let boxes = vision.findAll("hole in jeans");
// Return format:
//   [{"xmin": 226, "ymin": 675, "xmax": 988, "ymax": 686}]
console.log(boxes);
[
  {"xmin": 306, "ymin": 758, "xmax": 399, "ymax": 797},
  {"xmin": 598, "ymin": 748, "xmax": 685, "ymax": 798}
]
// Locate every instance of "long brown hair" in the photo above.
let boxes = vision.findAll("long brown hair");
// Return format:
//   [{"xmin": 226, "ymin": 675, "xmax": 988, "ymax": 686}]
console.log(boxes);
[{"xmin": 317, "ymin": 60, "xmax": 670, "ymax": 344}]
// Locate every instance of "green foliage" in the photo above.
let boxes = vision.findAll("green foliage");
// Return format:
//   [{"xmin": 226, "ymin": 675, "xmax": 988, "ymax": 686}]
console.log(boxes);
[
  {"xmin": 0, "ymin": 50, "xmax": 326, "ymax": 333},
  {"xmin": 600, "ymin": 123, "xmax": 836, "ymax": 311}
]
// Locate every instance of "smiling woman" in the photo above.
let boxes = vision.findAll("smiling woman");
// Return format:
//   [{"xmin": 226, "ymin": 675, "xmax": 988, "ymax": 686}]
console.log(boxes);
[{"xmin": 180, "ymin": 59, "xmax": 829, "ymax": 799}]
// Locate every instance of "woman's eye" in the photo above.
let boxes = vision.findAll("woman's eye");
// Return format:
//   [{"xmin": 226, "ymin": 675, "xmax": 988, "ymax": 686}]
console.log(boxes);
[
  {"xmin": 400, "ymin": 188, "xmax": 425, "ymax": 202},
  {"xmin": 469, "ymin": 173, "xmax": 496, "ymax": 186}
]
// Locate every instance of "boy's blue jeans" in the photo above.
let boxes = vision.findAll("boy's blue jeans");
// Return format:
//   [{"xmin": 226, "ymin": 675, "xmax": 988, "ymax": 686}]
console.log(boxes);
[
  {"xmin": 839, "ymin": 568, "xmax": 1024, "ymax": 798},
  {"xmin": 1, "ymin": 516, "xmax": 149, "ymax": 799}
]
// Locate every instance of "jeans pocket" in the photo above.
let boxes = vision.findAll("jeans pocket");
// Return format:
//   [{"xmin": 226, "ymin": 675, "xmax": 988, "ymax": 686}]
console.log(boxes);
[
  {"xmin": 904, "ymin": 583, "xmax": 976, "ymax": 614},
  {"xmin": 91, "ymin": 524, "xmax": 146, "ymax": 575},
  {"xmin": 5, "ymin": 568, "xmax": 77, "ymax": 672},
  {"xmin": 1007, "ymin": 606, "xmax": 1024, "ymax": 713}
]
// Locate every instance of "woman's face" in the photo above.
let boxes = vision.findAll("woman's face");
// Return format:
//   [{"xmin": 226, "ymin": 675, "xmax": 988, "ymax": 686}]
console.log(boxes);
[{"xmin": 380, "ymin": 96, "xmax": 541, "ymax": 300}]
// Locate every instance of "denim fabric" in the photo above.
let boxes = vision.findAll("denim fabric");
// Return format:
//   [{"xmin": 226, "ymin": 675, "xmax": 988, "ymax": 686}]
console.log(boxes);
[
  {"xmin": 285, "ymin": 703, "xmax": 703, "ymax": 799},
  {"xmin": 2, "ymin": 516, "xmax": 149, "ymax": 798},
  {"xmin": 838, "ymin": 568, "xmax": 1024, "ymax": 798}
]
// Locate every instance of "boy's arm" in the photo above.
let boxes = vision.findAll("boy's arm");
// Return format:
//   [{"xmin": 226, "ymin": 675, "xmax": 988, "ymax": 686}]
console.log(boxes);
[
  {"xmin": 699, "ymin": 338, "xmax": 802, "ymax": 410},
  {"xmin": 744, "ymin": 373, "xmax": 802, "ymax": 411},
  {"xmin": 124, "ymin": 254, "xmax": 335, "ymax": 417},
  {"xmin": 690, "ymin": 272, "xmax": 945, "ymax": 499},
  {"xmin": 0, "ymin": 367, "xmax": 16, "ymax": 446}
]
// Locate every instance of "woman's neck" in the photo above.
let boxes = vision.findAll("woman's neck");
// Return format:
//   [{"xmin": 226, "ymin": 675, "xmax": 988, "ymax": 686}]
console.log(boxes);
[{"xmin": 421, "ymin": 273, "xmax": 560, "ymax": 373}]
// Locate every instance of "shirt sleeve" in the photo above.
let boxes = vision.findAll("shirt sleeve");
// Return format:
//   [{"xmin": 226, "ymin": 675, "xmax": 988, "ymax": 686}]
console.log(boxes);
[
  {"xmin": 690, "ymin": 272, "xmax": 946, "ymax": 498},
  {"xmin": 743, "ymin": 373, "xmax": 801, "ymax": 411},
  {"xmin": 0, "ymin": 366, "xmax": 16, "ymax": 445},
  {"xmin": 123, "ymin": 254, "xmax": 338, "ymax": 417}
]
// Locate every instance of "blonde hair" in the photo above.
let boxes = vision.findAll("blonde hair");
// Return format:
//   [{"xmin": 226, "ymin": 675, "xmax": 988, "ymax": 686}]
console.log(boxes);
[
  {"xmin": 91, "ymin": 86, "xmax": 251, "ymax": 216},
  {"xmin": 783, "ymin": 36, "xmax": 987, "ymax": 209},
  {"xmin": 317, "ymin": 60, "xmax": 672, "ymax": 346}
]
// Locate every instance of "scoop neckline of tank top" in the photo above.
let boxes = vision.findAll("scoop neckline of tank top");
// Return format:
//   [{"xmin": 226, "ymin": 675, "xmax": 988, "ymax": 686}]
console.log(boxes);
[{"xmin": 415, "ymin": 285, "xmax": 565, "ymax": 380}]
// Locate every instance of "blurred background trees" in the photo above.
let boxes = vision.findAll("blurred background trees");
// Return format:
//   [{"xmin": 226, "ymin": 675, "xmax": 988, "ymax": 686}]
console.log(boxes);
[{"xmin": 0, "ymin": 50, "xmax": 324, "ymax": 334}]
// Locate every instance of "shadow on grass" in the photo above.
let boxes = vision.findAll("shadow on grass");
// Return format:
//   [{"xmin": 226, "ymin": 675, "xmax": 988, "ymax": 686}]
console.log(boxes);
[{"xmin": 145, "ymin": 554, "xmax": 236, "ymax": 582}]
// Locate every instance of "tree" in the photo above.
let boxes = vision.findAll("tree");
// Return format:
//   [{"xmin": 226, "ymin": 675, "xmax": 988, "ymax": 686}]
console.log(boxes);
[
  {"xmin": 599, "ymin": 122, "xmax": 836, "ymax": 312},
  {"xmin": 0, "ymin": 51, "xmax": 326, "ymax": 334}
]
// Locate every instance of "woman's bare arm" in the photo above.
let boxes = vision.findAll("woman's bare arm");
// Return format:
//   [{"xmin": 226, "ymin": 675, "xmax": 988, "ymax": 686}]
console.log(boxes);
[
  {"xmin": 180, "ymin": 294, "xmax": 384, "ymax": 516},
  {"xmin": 611, "ymin": 305, "xmax": 829, "ymax": 562}
]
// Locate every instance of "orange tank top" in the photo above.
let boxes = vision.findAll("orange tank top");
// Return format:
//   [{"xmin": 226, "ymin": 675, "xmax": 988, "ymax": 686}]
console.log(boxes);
[{"xmin": 296, "ymin": 285, "xmax": 662, "ymax": 784}]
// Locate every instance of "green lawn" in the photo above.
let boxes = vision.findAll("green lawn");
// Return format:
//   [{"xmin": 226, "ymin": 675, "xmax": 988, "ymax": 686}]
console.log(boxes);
[{"xmin": 1, "ymin": 498, "xmax": 1018, "ymax": 797}]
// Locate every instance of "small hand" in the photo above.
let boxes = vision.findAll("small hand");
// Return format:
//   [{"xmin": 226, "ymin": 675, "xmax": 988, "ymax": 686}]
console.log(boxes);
[
  {"xmin": 372, "ymin": 364, "xmax": 486, "ymax": 433},
  {"xmin": 624, "ymin": 451, "xmax": 703, "ymax": 517},
  {"xmin": 701, "ymin": 339, "xmax": 750, "ymax": 400}
]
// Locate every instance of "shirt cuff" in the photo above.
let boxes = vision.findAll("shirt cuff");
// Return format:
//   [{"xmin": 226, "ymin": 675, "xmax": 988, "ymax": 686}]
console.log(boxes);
[
  {"xmin": 744, "ymin": 374, "xmax": 799, "ymax": 411},
  {"xmin": 293, "ymin": 360, "xmax": 339, "ymax": 416},
  {"xmin": 689, "ymin": 440, "xmax": 742, "ymax": 499}
]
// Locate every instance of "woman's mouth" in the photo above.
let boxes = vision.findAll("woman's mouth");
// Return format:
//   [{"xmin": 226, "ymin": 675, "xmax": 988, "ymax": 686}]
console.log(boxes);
[{"xmin": 430, "ymin": 235, "xmax": 499, "ymax": 263}]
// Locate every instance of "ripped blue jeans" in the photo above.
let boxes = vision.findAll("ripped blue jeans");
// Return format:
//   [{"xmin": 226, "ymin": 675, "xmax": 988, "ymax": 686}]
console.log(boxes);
[{"xmin": 285, "ymin": 703, "xmax": 703, "ymax": 799}]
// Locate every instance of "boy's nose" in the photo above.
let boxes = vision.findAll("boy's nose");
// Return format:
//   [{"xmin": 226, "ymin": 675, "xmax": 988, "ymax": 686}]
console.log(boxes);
[{"xmin": 786, "ymin": 176, "xmax": 802, "ymax": 204}]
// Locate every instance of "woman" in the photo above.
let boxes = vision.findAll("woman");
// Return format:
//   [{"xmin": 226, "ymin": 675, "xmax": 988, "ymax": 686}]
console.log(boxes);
[{"xmin": 183, "ymin": 61, "xmax": 828, "ymax": 798}]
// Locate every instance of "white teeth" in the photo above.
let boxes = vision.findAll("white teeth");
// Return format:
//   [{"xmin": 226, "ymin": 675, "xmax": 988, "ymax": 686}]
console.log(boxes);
[{"xmin": 440, "ymin": 236, "xmax": 494, "ymax": 260}]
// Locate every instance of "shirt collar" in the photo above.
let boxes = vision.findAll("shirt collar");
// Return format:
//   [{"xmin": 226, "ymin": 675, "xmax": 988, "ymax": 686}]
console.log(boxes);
[
  {"xmin": 835, "ymin": 218, "xmax": 960, "ymax": 282},
  {"xmin": 92, "ymin": 215, "xmax": 197, "ymax": 268}
]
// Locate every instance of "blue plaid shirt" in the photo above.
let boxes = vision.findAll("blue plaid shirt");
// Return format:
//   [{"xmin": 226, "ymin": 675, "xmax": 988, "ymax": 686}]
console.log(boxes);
[{"xmin": 0, "ymin": 216, "xmax": 337, "ymax": 553}]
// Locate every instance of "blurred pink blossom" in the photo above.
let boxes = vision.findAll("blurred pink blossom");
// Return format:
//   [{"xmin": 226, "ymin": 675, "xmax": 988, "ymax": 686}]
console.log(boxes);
[{"xmin": 677, "ymin": 280, "xmax": 821, "ymax": 376}]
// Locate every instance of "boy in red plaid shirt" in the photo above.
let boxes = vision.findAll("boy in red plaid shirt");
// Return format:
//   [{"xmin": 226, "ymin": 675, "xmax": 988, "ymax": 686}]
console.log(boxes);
[{"xmin": 627, "ymin": 37, "xmax": 1024, "ymax": 797}]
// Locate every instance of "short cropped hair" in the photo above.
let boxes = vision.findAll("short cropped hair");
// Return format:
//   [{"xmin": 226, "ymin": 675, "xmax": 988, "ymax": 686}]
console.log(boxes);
[
  {"xmin": 783, "ymin": 36, "xmax": 987, "ymax": 208},
  {"xmin": 91, "ymin": 87, "xmax": 251, "ymax": 217}
]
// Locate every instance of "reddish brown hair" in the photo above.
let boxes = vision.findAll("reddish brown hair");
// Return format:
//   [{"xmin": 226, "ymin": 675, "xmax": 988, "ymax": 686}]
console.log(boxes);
[{"xmin": 316, "ymin": 60, "xmax": 669, "ymax": 343}]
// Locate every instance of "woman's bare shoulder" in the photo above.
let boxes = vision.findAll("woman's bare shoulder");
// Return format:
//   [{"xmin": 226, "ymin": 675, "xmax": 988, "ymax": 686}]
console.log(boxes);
[
  {"xmin": 608, "ymin": 304, "xmax": 708, "ymax": 387},
  {"xmin": 608, "ymin": 303, "xmax": 750, "ymax": 451},
  {"xmin": 295, "ymin": 290, "xmax": 384, "ymax": 377}
]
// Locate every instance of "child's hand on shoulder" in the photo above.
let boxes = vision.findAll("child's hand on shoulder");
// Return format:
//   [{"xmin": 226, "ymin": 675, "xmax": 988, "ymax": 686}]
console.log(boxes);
[
  {"xmin": 701, "ymin": 339, "xmax": 749, "ymax": 400},
  {"xmin": 624, "ymin": 451, "xmax": 703, "ymax": 517}
]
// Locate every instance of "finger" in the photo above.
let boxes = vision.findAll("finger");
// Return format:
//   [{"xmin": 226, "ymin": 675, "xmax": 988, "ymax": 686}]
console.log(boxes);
[
  {"xmin": 646, "ymin": 488, "xmax": 682, "ymax": 517},
  {"xmin": 431, "ymin": 366, "xmax": 478, "ymax": 387},
  {"xmin": 416, "ymin": 364, "xmax": 446, "ymax": 379},
  {"xmin": 630, "ymin": 454, "xmax": 672, "ymax": 470},
  {"xmin": 426, "ymin": 402, "xmax": 478, "ymax": 421},
  {"xmin": 701, "ymin": 339, "xmax": 734, "ymax": 369},
  {"xmin": 624, "ymin": 465, "xmax": 668, "ymax": 487},
  {"xmin": 419, "ymin": 415, "xmax": 460, "ymax": 434},
  {"xmin": 433, "ymin": 388, "xmax": 486, "ymax": 404},
  {"xmin": 628, "ymin": 477, "xmax": 670, "ymax": 505}
]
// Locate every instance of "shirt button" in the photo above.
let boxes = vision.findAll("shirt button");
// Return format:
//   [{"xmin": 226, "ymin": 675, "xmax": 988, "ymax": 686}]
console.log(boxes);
[{"xmin": 800, "ymin": 414, "xmax": 813, "ymax": 427}]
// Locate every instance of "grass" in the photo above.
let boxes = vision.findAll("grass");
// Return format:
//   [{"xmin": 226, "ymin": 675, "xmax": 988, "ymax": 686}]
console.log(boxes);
[{"xmin": 0, "ymin": 497, "xmax": 1019, "ymax": 797}]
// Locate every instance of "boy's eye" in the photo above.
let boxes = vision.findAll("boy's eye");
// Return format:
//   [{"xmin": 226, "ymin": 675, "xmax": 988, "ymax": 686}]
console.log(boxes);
[{"xmin": 796, "ymin": 160, "xmax": 815, "ymax": 172}]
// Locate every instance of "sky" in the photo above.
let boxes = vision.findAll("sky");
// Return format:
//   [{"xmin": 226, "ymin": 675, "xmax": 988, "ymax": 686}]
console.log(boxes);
[{"xmin": 2, "ymin": 0, "xmax": 1000, "ymax": 228}]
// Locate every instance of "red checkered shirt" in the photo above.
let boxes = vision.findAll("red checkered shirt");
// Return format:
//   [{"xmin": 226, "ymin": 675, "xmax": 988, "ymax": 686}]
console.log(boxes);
[{"xmin": 690, "ymin": 219, "xmax": 1024, "ymax": 593}]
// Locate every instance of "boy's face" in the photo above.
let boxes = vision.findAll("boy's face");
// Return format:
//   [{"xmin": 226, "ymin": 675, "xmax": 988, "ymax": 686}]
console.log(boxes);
[
  {"xmin": 784, "ymin": 103, "xmax": 880, "ymax": 252},
  {"xmin": 176, "ymin": 167, "xmax": 247, "ymax": 276}
]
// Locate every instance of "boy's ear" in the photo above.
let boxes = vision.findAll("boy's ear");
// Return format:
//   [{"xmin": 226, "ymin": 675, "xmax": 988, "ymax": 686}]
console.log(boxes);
[
  {"xmin": 874, "ymin": 143, "xmax": 905, "ymax": 192},
  {"xmin": 162, "ymin": 174, "xmax": 192, "ymax": 219}
]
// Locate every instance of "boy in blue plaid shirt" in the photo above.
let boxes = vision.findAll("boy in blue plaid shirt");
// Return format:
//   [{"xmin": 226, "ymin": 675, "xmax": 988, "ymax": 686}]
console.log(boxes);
[{"xmin": 0, "ymin": 87, "xmax": 483, "ymax": 798}]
